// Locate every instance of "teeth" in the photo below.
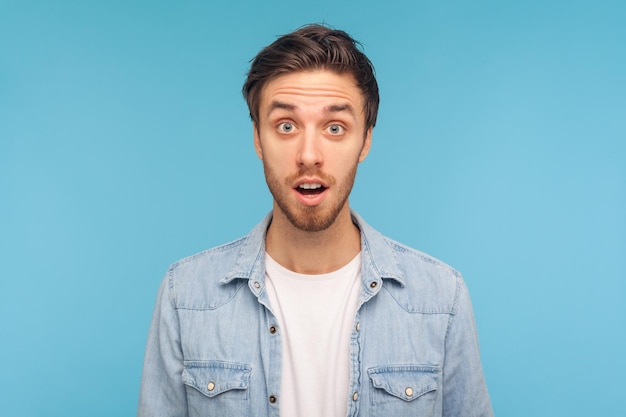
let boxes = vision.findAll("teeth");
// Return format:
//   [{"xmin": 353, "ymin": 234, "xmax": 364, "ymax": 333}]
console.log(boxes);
[{"xmin": 298, "ymin": 183, "xmax": 323, "ymax": 190}]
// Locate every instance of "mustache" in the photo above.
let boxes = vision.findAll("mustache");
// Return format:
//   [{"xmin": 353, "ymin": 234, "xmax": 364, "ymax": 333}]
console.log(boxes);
[{"xmin": 284, "ymin": 168, "xmax": 337, "ymax": 186}]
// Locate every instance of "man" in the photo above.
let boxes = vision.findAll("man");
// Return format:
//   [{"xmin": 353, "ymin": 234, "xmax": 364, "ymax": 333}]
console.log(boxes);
[{"xmin": 138, "ymin": 24, "xmax": 493, "ymax": 417}]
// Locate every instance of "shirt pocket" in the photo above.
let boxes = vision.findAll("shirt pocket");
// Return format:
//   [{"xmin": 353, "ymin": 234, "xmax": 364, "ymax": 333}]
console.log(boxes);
[
  {"xmin": 182, "ymin": 360, "xmax": 251, "ymax": 416},
  {"xmin": 367, "ymin": 365, "xmax": 439, "ymax": 417}
]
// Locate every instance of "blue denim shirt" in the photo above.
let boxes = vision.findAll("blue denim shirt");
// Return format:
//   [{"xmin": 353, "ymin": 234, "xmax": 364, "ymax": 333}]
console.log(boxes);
[{"xmin": 138, "ymin": 211, "xmax": 493, "ymax": 417}]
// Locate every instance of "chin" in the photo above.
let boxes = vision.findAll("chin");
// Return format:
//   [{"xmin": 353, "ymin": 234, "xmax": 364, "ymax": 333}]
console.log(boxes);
[{"xmin": 285, "ymin": 204, "xmax": 346, "ymax": 233}]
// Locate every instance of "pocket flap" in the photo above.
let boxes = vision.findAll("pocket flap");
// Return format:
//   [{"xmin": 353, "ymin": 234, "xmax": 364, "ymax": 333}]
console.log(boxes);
[
  {"xmin": 182, "ymin": 361, "xmax": 251, "ymax": 398},
  {"xmin": 368, "ymin": 365, "xmax": 439, "ymax": 401}
]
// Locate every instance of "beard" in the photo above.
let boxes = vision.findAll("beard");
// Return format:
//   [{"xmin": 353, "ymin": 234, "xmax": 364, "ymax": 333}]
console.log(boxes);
[{"xmin": 263, "ymin": 162, "xmax": 358, "ymax": 233}]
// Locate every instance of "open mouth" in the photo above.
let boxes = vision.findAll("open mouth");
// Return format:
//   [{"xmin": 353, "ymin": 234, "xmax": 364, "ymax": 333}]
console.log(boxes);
[{"xmin": 296, "ymin": 183, "xmax": 327, "ymax": 196}]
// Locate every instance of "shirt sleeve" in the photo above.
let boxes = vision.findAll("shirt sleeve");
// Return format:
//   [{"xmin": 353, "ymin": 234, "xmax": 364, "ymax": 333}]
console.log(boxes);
[
  {"xmin": 137, "ymin": 273, "xmax": 188, "ymax": 417},
  {"xmin": 442, "ymin": 277, "xmax": 494, "ymax": 417}
]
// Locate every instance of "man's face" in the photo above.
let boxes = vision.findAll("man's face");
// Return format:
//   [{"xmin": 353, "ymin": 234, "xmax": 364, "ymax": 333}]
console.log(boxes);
[{"xmin": 254, "ymin": 70, "xmax": 372, "ymax": 232}]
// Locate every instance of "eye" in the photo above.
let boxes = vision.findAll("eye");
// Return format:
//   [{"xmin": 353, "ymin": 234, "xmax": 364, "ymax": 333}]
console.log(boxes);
[
  {"xmin": 278, "ymin": 122, "xmax": 295, "ymax": 133},
  {"xmin": 327, "ymin": 124, "xmax": 345, "ymax": 135}
]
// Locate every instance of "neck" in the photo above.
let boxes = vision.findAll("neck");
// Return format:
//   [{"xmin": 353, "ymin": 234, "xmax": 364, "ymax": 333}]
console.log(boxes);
[{"xmin": 265, "ymin": 203, "xmax": 361, "ymax": 274}]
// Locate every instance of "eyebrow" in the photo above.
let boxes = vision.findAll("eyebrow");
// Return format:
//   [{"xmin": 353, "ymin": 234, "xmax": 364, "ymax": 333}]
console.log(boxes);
[
  {"xmin": 267, "ymin": 101, "xmax": 356, "ymax": 118},
  {"xmin": 324, "ymin": 104, "xmax": 355, "ymax": 117},
  {"xmin": 267, "ymin": 101, "xmax": 296, "ymax": 115}
]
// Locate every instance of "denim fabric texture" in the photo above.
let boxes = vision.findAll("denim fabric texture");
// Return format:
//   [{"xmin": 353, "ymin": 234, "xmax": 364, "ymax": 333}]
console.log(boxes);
[{"xmin": 138, "ymin": 211, "xmax": 493, "ymax": 417}]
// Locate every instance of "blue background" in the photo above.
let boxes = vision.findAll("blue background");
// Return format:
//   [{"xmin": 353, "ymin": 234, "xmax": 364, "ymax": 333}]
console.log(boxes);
[{"xmin": 1, "ymin": 1, "xmax": 624, "ymax": 416}]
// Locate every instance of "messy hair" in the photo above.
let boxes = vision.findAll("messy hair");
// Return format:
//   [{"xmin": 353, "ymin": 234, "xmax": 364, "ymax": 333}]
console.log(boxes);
[{"xmin": 242, "ymin": 24, "xmax": 379, "ymax": 130}]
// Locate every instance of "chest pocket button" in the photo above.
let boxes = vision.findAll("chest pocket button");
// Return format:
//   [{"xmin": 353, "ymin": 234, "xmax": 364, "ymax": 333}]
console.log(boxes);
[
  {"xmin": 182, "ymin": 360, "xmax": 251, "ymax": 398},
  {"xmin": 368, "ymin": 365, "xmax": 439, "ymax": 401}
]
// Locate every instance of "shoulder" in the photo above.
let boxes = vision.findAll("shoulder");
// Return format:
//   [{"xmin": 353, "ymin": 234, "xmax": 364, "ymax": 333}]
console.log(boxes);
[
  {"xmin": 162, "ymin": 235, "xmax": 252, "ymax": 310},
  {"xmin": 160, "ymin": 213, "xmax": 270, "ymax": 309},
  {"xmin": 385, "ymin": 237, "xmax": 463, "ymax": 313},
  {"xmin": 358, "ymin": 215, "xmax": 463, "ymax": 314},
  {"xmin": 169, "ymin": 235, "xmax": 248, "ymax": 279},
  {"xmin": 383, "ymin": 235, "xmax": 462, "ymax": 283}
]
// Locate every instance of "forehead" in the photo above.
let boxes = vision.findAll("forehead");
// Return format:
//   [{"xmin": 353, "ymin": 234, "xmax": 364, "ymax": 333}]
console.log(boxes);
[{"xmin": 259, "ymin": 70, "xmax": 364, "ymax": 117}]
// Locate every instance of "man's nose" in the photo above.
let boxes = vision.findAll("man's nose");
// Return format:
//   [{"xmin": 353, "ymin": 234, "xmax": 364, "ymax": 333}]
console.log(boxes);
[{"xmin": 296, "ymin": 128, "xmax": 323, "ymax": 168}]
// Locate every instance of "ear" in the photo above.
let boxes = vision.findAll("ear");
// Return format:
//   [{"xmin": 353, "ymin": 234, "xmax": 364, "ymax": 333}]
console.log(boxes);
[
  {"xmin": 253, "ymin": 122, "xmax": 263, "ymax": 160},
  {"xmin": 358, "ymin": 127, "xmax": 373, "ymax": 163}
]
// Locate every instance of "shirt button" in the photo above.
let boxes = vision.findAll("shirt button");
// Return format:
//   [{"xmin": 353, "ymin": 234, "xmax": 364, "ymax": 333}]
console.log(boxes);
[
  {"xmin": 253, "ymin": 281, "xmax": 261, "ymax": 289},
  {"xmin": 269, "ymin": 395, "xmax": 277, "ymax": 403},
  {"xmin": 355, "ymin": 322, "xmax": 361, "ymax": 331},
  {"xmin": 269, "ymin": 326, "xmax": 277, "ymax": 334},
  {"xmin": 405, "ymin": 387, "xmax": 413, "ymax": 397},
  {"xmin": 207, "ymin": 382, "xmax": 215, "ymax": 391},
  {"xmin": 369, "ymin": 281, "xmax": 378, "ymax": 289},
  {"xmin": 352, "ymin": 392, "xmax": 358, "ymax": 401}
]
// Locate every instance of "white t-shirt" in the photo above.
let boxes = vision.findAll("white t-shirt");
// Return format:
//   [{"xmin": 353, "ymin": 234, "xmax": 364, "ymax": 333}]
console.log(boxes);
[{"xmin": 265, "ymin": 252, "xmax": 362, "ymax": 417}]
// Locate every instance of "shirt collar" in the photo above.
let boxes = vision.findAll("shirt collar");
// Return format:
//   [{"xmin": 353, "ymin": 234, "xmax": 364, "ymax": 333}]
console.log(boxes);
[{"xmin": 221, "ymin": 210, "xmax": 405, "ymax": 287}]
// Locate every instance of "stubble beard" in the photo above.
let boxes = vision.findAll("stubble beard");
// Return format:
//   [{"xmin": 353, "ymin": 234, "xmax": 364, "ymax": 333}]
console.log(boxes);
[{"xmin": 263, "ymin": 163, "xmax": 358, "ymax": 233}]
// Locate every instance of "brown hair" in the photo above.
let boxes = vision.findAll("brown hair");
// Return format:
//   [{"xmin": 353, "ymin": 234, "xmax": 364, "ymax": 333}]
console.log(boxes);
[{"xmin": 242, "ymin": 24, "xmax": 379, "ymax": 130}]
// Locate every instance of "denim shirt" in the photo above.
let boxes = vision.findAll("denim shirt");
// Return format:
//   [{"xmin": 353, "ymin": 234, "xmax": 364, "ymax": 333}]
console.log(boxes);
[{"xmin": 138, "ymin": 211, "xmax": 493, "ymax": 417}]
